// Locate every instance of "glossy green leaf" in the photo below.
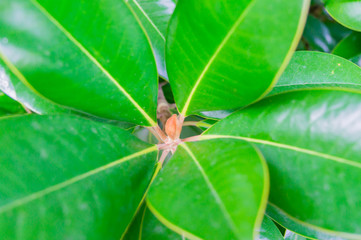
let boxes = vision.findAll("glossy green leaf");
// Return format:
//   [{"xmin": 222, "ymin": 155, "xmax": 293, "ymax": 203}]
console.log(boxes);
[
  {"xmin": 0, "ymin": 115, "xmax": 158, "ymax": 239},
  {"xmin": 350, "ymin": 54, "xmax": 361, "ymax": 67},
  {"xmin": 0, "ymin": 0, "xmax": 158, "ymax": 126},
  {"xmin": 258, "ymin": 215, "xmax": 283, "ymax": 240},
  {"xmin": 267, "ymin": 205, "xmax": 348, "ymax": 240},
  {"xmin": 303, "ymin": 15, "xmax": 336, "ymax": 52},
  {"xmin": 128, "ymin": 0, "xmax": 176, "ymax": 79},
  {"xmin": 167, "ymin": 0, "xmax": 310, "ymax": 116},
  {"xmin": 206, "ymin": 90, "xmax": 361, "ymax": 239},
  {"xmin": 123, "ymin": 203, "xmax": 185, "ymax": 240},
  {"xmin": 0, "ymin": 91, "xmax": 25, "ymax": 117},
  {"xmin": 325, "ymin": 0, "xmax": 361, "ymax": 32},
  {"xmin": 147, "ymin": 139, "xmax": 268, "ymax": 240},
  {"xmin": 332, "ymin": 32, "xmax": 361, "ymax": 66},
  {"xmin": 284, "ymin": 230, "xmax": 309, "ymax": 240},
  {"xmin": 269, "ymin": 51, "xmax": 361, "ymax": 96}
]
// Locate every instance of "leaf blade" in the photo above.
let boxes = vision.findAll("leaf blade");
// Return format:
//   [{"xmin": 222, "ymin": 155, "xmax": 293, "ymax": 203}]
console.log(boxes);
[
  {"xmin": 0, "ymin": 115, "xmax": 158, "ymax": 239},
  {"xmin": 147, "ymin": 139, "xmax": 269, "ymax": 240}
]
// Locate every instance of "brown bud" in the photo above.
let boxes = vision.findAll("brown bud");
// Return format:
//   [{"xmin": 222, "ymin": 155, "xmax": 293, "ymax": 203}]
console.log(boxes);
[{"xmin": 165, "ymin": 114, "xmax": 183, "ymax": 140}]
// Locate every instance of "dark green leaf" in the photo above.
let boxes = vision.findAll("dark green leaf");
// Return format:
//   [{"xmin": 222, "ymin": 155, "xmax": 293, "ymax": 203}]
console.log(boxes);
[
  {"xmin": 269, "ymin": 51, "xmax": 361, "ymax": 96},
  {"xmin": 0, "ymin": 115, "xmax": 158, "ymax": 239},
  {"xmin": 205, "ymin": 90, "xmax": 361, "ymax": 239},
  {"xmin": 128, "ymin": 0, "xmax": 176, "ymax": 79},
  {"xmin": 332, "ymin": 32, "xmax": 361, "ymax": 64},
  {"xmin": 267, "ymin": 205, "xmax": 348, "ymax": 240},
  {"xmin": 325, "ymin": 0, "xmax": 361, "ymax": 32},
  {"xmin": 0, "ymin": 0, "xmax": 158, "ymax": 126},
  {"xmin": 123, "ymin": 203, "xmax": 185, "ymax": 240},
  {"xmin": 0, "ymin": 91, "xmax": 25, "ymax": 117},
  {"xmin": 303, "ymin": 15, "xmax": 336, "ymax": 52},
  {"xmin": 167, "ymin": 0, "xmax": 310, "ymax": 116},
  {"xmin": 258, "ymin": 215, "xmax": 283, "ymax": 240},
  {"xmin": 147, "ymin": 139, "xmax": 268, "ymax": 239}
]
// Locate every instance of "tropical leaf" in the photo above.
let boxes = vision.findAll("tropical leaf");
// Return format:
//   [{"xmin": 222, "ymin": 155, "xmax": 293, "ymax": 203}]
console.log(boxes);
[
  {"xmin": 258, "ymin": 215, "xmax": 283, "ymax": 240},
  {"xmin": 128, "ymin": 0, "xmax": 176, "ymax": 79},
  {"xmin": 0, "ymin": 115, "xmax": 158, "ymax": 239},
  {"xmin": 122, "ymin": 203, "xmax": 186, "ymax": 240},
  {"xmin": 0, "ymin": 91, "xmax": 25, "ymax": 117},
  {"xmin": 303, "ymin": 15, "xmax": 336, "ymax": 52},
  {"xmin": 167, "ymin": 0, "xmax": 310, "ymax": 116},
  {"xmin": 269, "ymin": 51, "xmax": 361, "ymax": 96},
  {"xmin": 332, "ymin": 32, "xmax": 361, "ymax": 66},
  {"xmin": 205, "ymin": 89, "xmax": 361, "ymax": 239},
  {"xmin": 0, "ymin": 0, "xmax": 158, "ymax": 126},
  {"xmin": 147, "ymin": 139, "xmax": 268, "ymax": 240},
  {"xmin": 325, "ymin": 0, "xmax": 361, "ymax": 32},
  {"xmin": 284, "ymin": 230, "xmax": 309, "ymax": 240}
]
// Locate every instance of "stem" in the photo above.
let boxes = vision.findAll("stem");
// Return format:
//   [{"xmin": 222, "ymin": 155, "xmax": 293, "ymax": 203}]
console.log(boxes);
[{"xmin": 159, "ymin": 150, "xmax": 170, "ymax": 165}]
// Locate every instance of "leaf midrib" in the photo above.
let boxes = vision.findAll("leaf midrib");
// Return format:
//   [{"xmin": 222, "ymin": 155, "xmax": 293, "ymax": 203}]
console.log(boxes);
[
  {"xmin": 31, "ymin": 0, "xmax": 157, "ymax": 126},
  {"xmin": 180, "ymin": 0, "xmax": 257, "ymax": 116},
  {"xmin": 0, "ymin": 146, "xmax": 157, "ymax": 215},
  {"xmin": 200, "ymin": 135, "xmax": 361, "ymax": 169},
  {"xmin": 180, "ymin": 144, "xmax": 241, "ymax": 239},
  {"xmin": 131, "ymin": 0, "xmax": 165, "ymax": 40}
]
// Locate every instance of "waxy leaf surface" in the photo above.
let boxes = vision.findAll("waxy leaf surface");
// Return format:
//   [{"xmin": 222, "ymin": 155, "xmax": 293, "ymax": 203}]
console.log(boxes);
[
  {"xmin": 206, "ymin": 90, "xmax": 361, "ymax": 239},
  {"xmin": 270, "ymin": 51, "xmax": 361, "ymax": 95},
  {"xmin": 258, "ymin": 216, "xmax": 283, "ymax": 240},
  {"xmin": 0, "ymin": 91, "xmax": 25, "ymax": 117},
  {"xmin": 0, "ymin": 115, "xmax": 158, "ymax": 239},
  {"xmin": 332, "ymin": 32, "xmax": 361, "ymax": 66},
  {"xmin": 167, "ymin": 0, "xmax": 310, "ymax": 116},
  {"xmin": 129, "ymin": 0, "xmax": 176, "ymax": 79},
  {"xmin": 0, "ymin": 0, "xmax": 158, "ymax": 126},
  {"xmin": 325, "ymin": 0, "xmax": 361, "ymax": 32},
  {"xmin": 147, "ymin": 139, "xmax": 268, "ymax": 240},
  {"xmin": 123, "ymin": 203, "xmax": 185, "ymax": 240}
]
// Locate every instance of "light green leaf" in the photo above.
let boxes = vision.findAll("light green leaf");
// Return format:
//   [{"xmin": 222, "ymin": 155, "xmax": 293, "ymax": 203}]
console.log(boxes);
[
  {"xmin": 325, "ymin": 0, "xmax": 361, "ymax": 32},
  {"xmin": 258, "ymin": 215, "xmax": 283, "ymax": 240},
  {"xmin": 147, "ymin": 139, "xmax": 269, "ymax": 240},
  {"xmin": 0, "ymin": 0, "xmax": 158, "ymax": 126},
  {"xmin": 269, "ymin": 51, "xmax": 361, "ymax": 96},
  {"xmin": 0, "ymin": 91, "xmax": 25, "ymax": 117},
  {"xmin": 167, "ymin": 0, "xmax": 310, "ymax": 116},
  {"xmin": 0, "ymin": 115, "xmax": 158, "ymax": 239},
  {"xmin": 128, "ymin": 0, "xmax": 176, "ymax": 79},
  {"xmin": 205, "ymin": 90, "xmax": 361, "ymax": 239}
]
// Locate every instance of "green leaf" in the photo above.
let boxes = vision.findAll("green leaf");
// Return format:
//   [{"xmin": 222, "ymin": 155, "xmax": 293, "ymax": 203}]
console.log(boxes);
[
  {"xmin": 303, "ymin": 15, "xmax": 336, "ymax": 52},
  {"xmin": 123, "ymin": 203, "xmax": 185, "ymax": 240},
  {"xmin": 0, "ymin": 115, "xmax": 158, "ymax": 239},
  {"xmin": 0, "ymin": 0, "xmax": 158, "ymax": 126},
  {"xmin": 147, "ymin": 139, "xmax": 269, "ymax": 240},
  {"xmin": 267, "ymin": 204, "xmax": 348, "ymax": 240},
  {"xmin": 128, "ymin": 0, "xmax": 176, "ymax": 79},
  {"xmin": 167, "ymin": 0, "xmax": 310, "ymax": 116},
  {"xmin": 0, "ymin": 91, "xmax": 25, "ymax": 117},
  {"xmin": 325, "ymin": 0, "xmax": 361, "ymax": 32},
  {"xmin": 258, "ymin": 215, "xmax": 283, "ymax": 240},
  {"xmin": 205, "ymin": 90, "xmax": 361, "ymax": 239},
  {"xmin": 332, "ymin": 32, "xmax": 361, "ymax": 61},
  {"xmin": 284, "ymin": 230, "xmax": 309, "ymax": 240},
  {"xmin": 350, "ymin": 54, "xmax": 361, "ymax": 67},
  {"xmin": 269, "ymin": 51, "xmax": 361, "ymax": 96}
]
